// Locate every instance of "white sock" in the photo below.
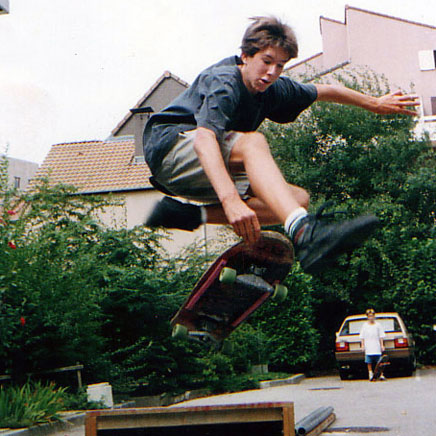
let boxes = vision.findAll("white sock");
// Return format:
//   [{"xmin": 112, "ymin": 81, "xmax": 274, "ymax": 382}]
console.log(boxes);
[{"xmin": 284, "ymin": 207, "xmax": 308, "ymax": 237}]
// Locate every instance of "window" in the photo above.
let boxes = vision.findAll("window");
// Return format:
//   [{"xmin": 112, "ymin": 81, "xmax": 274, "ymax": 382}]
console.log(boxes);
[
  {"xmin": 14, "ymin": 177, "xmax": 21, "ymax": 189},
  {"xmin": 431, "ymin": 97, "xmax": 436, "ymax": 116},
  {"xmin": 340, "ymin": 317, "xmax": 402, "ymax": 335},
  {"xmin": 340, "ymin": 320, "xmax": 366, "ymax": 335},
  {"xmin": 377, "ymin": 317, "xmax": 401, "ymax": 333},
  {"xmin": 418, "ymin": 50, "xmax": 436, "ymax": 71}
]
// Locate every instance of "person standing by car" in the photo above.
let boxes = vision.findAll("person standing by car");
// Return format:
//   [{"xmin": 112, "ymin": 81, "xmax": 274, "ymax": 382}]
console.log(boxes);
[{"xmin": 360, "ymin": 309, "xmax": 386, "ymax": 380}]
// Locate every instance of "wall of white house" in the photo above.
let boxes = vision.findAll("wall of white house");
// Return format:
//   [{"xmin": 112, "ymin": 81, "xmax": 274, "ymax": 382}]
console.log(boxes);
[
  {"xmin": 6, "ymin": 157, "xmax": 39, "ymax": 191},
  {"xmin": 93, "ymin": 189, "xmax": 228, "ymax": 257}
]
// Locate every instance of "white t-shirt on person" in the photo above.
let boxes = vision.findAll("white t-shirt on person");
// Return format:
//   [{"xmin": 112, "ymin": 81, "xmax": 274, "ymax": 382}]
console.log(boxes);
[{"xmin": 359, "ymin": 321, "xmax": 385, "ymax": 355}]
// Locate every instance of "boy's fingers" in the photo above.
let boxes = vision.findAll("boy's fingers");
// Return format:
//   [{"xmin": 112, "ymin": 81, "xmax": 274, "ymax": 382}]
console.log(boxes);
[
  {"xmin": 246, "ymin": 216, "xmax": 261, "ymax": 244},
  {"xmin": 226, "ymin": 200, "xmax": 260, "ymax": 244},
  {"xmin": 237, "ymin": 216, "xmax": 260, "ymax": 244}
]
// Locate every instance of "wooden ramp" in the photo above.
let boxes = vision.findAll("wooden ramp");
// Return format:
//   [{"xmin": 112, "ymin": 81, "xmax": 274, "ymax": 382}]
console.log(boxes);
[{"xmin": 85, "ymin": 402, "xmax": 295, "ymax": 436}]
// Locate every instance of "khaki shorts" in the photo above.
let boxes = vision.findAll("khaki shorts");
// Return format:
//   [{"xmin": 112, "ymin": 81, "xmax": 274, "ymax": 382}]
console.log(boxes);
[{"xmin": 153, "ymin": 130, "xmax": 250, "ymax": 203}]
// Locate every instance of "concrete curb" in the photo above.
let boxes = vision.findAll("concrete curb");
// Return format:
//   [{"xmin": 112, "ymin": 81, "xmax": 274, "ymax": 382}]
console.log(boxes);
[
  {"xmin": 133, "ymin": 388, "xmax": 211, "ymax": 407},
  {"xmin": 259, "ymin": 373, "xmax": 305, "ymax": 389},
  {"xmin": 0, "ymin": 412, "xmax": 85, "ymax": 436}
]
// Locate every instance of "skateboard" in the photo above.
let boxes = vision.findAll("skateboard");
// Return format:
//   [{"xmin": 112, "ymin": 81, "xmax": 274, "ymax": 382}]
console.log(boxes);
[
  {"xmin": 170, "ymin": 231, "xmax": 294, "ymax": 349},
  {"xmin": 371, "ymin": 354, "xmax": 389, "ymax": 381}
]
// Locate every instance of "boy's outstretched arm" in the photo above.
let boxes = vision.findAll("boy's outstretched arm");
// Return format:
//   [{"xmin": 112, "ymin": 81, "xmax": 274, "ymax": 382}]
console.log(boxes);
[{"xmin": 314, "ymin": 84, "xmax": 420, "ymax": 116}]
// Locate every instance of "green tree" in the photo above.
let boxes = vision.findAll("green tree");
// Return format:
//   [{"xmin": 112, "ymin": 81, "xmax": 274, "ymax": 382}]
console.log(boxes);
[
  {"xmin": 264, "ymin": 69, "xmax": 436, "ymax": 366},
  {"xmin": 251, "ymin": 265, "xmax": 319, "ymax": 371},
  {"xmin": 0, "ymin": 174, "xmax": 169, "ymax": 381}
]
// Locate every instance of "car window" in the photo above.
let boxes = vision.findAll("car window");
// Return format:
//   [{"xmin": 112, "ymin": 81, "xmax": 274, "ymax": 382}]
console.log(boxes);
[
  {"xmin": 377, "ymin": 317, "xmax": 402, "ymax": 333},
  {"xmin": 340, "ymin": 320, "xmax": 366, "ymax": 335},
  {"xmin": 339, "ymin": 317, "xmax": 402, "ymax": 336}
]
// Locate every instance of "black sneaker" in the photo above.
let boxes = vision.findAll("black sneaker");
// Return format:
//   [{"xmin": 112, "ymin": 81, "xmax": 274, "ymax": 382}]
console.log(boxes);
[
  {"xmin": 293, "ymin": 202, "xmax": 380, "ymax": 274},
  {"xmin": 144, "ymin": 196, "xmax": 203, "ymax": 231}
]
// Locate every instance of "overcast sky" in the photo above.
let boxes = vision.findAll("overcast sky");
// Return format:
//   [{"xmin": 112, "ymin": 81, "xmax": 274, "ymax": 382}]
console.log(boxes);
[{"xmin": 1, "ymin": 0, "xmax": 435, "ymax": 164}]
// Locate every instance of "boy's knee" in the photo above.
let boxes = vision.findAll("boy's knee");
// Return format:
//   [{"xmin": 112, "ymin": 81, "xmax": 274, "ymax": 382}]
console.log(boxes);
[
  {"xmin": 248, "ymin": 131, "xmax": 269, "ymax": 147},
  {"xmin": 231, "ymin": 131, "xmax": 269, "ymax": 163},
  {"xmin": 238, "ymin": 131, "xmax": 269, "ymax": 152}
]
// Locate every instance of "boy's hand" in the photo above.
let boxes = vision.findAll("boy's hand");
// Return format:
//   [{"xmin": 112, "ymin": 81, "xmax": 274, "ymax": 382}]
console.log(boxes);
[
  {"xmin": 222, "ymin": 195, "xmax": 261, "ymax": 244},
  {"xmin": 373, "ymin": 90, "xmax": 420, "ymax": 116},
  {"xmin": 315, "ymin": 84, "xmax": 420, "ymax": 116}
]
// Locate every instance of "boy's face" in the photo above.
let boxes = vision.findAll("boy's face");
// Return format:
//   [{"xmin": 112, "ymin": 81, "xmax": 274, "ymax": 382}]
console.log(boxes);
[
  {"xmin": 367, "ymin": 313, "xmax": 376, "ymax": 324},
  {"xmin": 239, "ymin": 46, "xmax": 290, "ymax": 94}
]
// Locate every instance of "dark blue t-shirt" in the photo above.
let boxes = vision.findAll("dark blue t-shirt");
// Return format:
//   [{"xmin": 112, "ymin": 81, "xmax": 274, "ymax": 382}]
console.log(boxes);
[{"xmin": 143, "ymin": 56, "xmax": 317, "ymax": 173}]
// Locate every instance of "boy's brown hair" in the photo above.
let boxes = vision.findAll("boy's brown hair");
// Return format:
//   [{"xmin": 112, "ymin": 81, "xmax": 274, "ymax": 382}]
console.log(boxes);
[
  {"xmin": 241, "ymin": 16, "xmax": 298, "ymax": 60},
  {"xmin": 366, "ymin": 308, "xmax": 375, "ymax": 316}
]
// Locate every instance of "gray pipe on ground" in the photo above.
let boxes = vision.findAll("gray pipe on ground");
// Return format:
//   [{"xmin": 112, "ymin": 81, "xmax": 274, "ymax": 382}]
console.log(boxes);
[{"xmin": 295, "ymin": 406, "xmax": 334, "ymax": 435}]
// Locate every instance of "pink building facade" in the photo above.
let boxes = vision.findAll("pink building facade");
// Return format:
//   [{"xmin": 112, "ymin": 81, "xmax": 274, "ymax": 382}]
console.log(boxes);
[{"xmin": 287, "ymin": 6, "xmax": 436, "ymax": 142}]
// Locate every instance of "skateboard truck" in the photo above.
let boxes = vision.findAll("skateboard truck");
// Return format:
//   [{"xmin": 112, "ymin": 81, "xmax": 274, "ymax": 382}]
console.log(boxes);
[
  {"xmin": 220, "ymin": 268, "xmax": 288, "ymax": 302},
  {"xmin": 228, "ymin": 273, "xmax": 274, "ymax": 294},
  {"xmin": 172, "ymin": 325, "xmax": 232, "ymax": 352}
]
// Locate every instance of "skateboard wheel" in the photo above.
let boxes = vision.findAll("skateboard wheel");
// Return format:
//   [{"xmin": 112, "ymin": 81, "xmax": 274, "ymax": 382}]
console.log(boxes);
[
  {"xmin": 272, "ymin": 284, "xmax": 288, "ymax": 302},
  {"xmin": 219, "ymin": 267, "xmax": 237, "ymax": 284},
  {"xmin": 172, "ymin": 324, "xmax": 188, "ymax": 340}
]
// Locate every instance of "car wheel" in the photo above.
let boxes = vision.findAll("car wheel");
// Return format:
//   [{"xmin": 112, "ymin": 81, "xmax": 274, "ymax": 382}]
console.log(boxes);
[
  {"xmin": 404, "ymin": 356, "xmax": 416, "ymax": 376},
  {"xmin": 339, "ymin": 368, "xmax": 349, "ymax": 380}
]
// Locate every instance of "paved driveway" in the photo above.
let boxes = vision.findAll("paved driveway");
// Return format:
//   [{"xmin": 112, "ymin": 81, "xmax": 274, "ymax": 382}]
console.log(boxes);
[
  {"xmin": 177, "ymin": 367, "xmax": 436, "ymax": 436},
  {"xmin": 49, "ymin": 367, "xmax": 436, "ymax": 436}
]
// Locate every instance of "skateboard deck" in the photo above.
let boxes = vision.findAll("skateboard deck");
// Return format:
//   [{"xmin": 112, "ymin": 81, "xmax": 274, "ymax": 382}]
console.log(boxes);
[
  {"xmin": 170, "ymin": 231, "xmax": 294, "ymax": 348},
  {"xmin": 371, "ymin": 354, "xmax": 389, "ymax": 381}
]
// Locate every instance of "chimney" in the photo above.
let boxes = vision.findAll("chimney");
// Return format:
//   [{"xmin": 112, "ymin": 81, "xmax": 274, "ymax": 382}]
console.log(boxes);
[{"xmin": 130, "ymin": 107, "xmax": 153, "ymax": 160}]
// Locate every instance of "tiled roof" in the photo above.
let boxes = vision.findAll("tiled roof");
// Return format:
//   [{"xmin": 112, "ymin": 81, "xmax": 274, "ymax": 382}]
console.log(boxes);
[{"xmin": 31, "ymin": 139, "xmax": 153, "ymax": 194}]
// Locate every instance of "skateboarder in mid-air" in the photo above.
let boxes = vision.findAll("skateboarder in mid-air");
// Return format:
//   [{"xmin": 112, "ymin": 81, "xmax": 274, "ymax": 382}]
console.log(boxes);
[{"xmin": 143, "ymin": 16, "xmax": 419, "ymax": 274}]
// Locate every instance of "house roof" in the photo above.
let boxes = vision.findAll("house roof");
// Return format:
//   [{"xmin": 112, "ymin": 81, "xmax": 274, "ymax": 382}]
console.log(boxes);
[
  {"xmin": 287, "ymin": 52, "xmax": 323, "ymax": 71},
  {"xmin": 344, "ymin": 5, "xmax": 436, "ymax": 30},
  {"xmin": 111, "ymin": 70, "xmax": 189, "ymax": 137},
  {"xmin": 31, "ymin": 138, "xmax": 153, "ymax": 194}
]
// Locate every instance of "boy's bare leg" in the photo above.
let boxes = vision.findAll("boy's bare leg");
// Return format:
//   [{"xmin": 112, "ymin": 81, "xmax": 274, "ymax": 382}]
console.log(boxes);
[
  {"xmin": 205, "ymin": 131, "xmax": 309, "ymax": 227},
  {"xmin": 367, "ymin": 363, "xmax": 374, "ymax": 380},
  {"xmin": 229, "ymin": 131, "xmax": 308, "ymax": 223},
  {"xmin": 225, "ymin": 131, "xmax": 379, "ymax": 273}
]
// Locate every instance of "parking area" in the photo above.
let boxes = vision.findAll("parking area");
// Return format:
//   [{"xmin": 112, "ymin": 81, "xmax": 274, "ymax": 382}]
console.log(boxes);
[
  {"xmin": 178, "ymin": 368, "xmax": 436, "ymax": 436},
  {"xmin": 42, "ymin": 367, "xmax": 436, "ymax": 436}
]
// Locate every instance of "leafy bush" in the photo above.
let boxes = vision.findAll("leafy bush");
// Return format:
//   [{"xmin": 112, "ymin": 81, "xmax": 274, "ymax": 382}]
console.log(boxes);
[
  {"xmin": 0, "ymin": 382, "xmax": 65, "ymax": 429},
  {"xmin": 251, "ymin": 264, "xmax": 319, "ymax": 371},
  {"xmin": 60, "ymin": 387, "xmax": 107, "ymax": 410}
]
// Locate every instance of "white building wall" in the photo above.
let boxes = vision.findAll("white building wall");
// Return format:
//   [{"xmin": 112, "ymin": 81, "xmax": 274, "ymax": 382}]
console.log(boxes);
[
  {"xmin": 5, "ymin": 157, "xmax": 39, "ymax": 191},
  {"xmin": 320, "ymin": 18, "xmax": 348, "ymax": 70},
  {"xmin": 287, "ymin": 7, "xmax": 436, "ymax": 141},
  {"xmin": 94, "ymin": 189, "xmax": 227, "ymax": 257}
]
